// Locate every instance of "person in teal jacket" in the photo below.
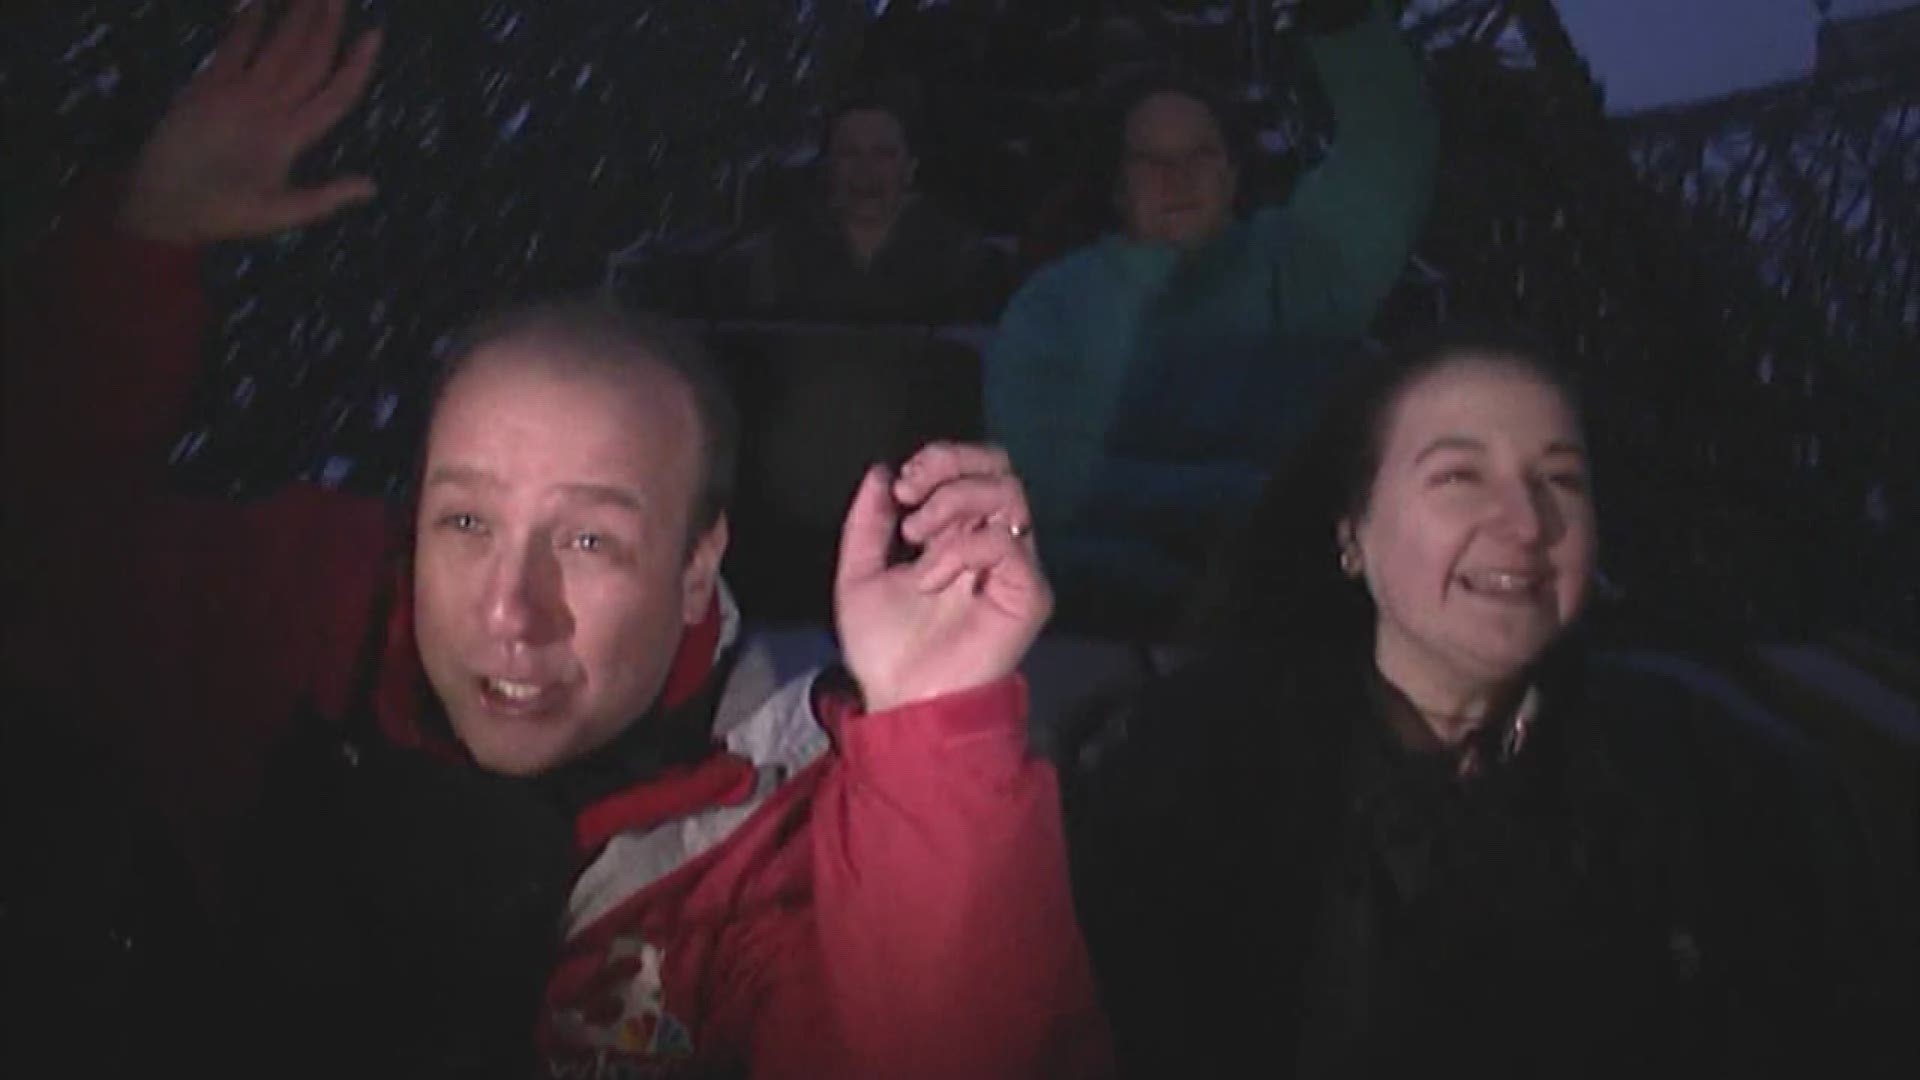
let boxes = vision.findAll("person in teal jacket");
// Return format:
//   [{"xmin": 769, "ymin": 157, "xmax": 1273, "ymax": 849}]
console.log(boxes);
[{"xmin": 986, "ymin": 0, "xmax": 1437, "ymax": 632}]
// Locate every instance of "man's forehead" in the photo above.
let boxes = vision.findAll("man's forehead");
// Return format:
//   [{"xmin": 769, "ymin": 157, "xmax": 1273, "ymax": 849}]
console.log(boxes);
[
  {"xmin": 427, "ymin": 346, "xmax": 699, "ymax": 483},
  {"xmin": 441, "ymin": 339, "xmax": 692, "ymax": 418}
]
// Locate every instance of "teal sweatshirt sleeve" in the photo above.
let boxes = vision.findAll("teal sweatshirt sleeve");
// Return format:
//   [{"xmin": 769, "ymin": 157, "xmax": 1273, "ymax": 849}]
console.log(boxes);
[
  {"xmin": 1260, "ymin": 0, "xmax": 1439, "ymax": 339},
  {"xmin": 984, "ymin": 267, "xmax": 1106, "ymax": 535},
  {"xmin": 1079, "ymin": 457, "xmax": 1270, "ymax": 530}
]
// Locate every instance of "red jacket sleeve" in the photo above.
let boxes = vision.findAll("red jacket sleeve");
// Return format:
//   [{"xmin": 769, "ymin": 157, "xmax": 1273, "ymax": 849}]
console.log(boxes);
[
  {"xmin": 4, "ymin": 186, "xmax": 392, "ymax": 899},
  {"xmin": 4, "ymin": 181, "xmax": 209, "ymax": 483},
  {"xmin": 773, "ymin": 676, "xmax": 1114, "ymax": 1079}
]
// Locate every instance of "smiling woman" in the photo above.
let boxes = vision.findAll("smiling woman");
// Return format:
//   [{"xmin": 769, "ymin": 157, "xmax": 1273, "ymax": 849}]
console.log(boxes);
[
  {"xmin": 1064, "ymin": 324, "xmax": 1889, "ymax": 1077},
  {"xmin": 1195, "ymin": 323, "xmax": 1595, "ymax": 684},
  {"xmin": 1337, "ymin": 341, "xmax": 1597, "ymax": 749}
]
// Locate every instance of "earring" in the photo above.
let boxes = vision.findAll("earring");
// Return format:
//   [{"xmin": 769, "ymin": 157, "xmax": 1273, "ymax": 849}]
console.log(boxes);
[{"xmin": 1339, "ymin": 548, "xmax": 1363, "ymax": 578}]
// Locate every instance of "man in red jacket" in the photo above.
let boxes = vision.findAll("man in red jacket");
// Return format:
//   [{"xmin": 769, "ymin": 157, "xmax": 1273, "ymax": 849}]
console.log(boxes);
[{"xmin": 3, "ymin": 2, "xmax": 1108, "ymax": 1075}]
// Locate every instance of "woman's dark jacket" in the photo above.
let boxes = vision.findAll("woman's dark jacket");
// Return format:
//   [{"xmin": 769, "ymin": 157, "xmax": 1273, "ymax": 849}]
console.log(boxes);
[{"xmin": 1064, "ymin": 643, "xmax": 1901, "ymax": 1078}]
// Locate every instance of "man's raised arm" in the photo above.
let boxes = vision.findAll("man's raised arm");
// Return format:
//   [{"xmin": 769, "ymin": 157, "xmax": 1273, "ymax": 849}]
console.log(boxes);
[
  {"xmin": 3, "ymin": 0, "xmax": 389, "ymax": 901},
  {"xmin": 7, "ymin": 0, "xmax": 380, "ymax": 485}
]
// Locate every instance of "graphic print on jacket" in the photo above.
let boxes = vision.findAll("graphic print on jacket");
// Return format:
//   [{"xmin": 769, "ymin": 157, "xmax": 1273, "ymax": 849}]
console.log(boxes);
[
  {"xmin": 538, "ymin": 669, "xmax": 831, "ymax": 1076},
  {"xmin": 551, "ymin": 935, "xmax": 694, "ymax": 1059}
]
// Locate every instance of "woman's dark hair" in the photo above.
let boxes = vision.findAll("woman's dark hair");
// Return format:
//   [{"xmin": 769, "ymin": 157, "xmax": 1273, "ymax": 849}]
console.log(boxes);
[
  {"xmin": 420, "ymin": 297, "xmax": 740, "ymax": 551},
  {"xmin": 1194, "ymin": 322, "xmax": 1584, "ymax": 651}
]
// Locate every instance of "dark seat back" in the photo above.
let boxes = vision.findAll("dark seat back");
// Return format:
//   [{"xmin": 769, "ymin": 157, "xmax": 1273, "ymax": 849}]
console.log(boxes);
[{"xmin": 713, "ymin": 323, "xmax": 984, "ymax": 623}]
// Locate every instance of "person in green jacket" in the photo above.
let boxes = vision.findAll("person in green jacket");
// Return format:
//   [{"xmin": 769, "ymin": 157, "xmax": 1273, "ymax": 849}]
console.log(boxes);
[{"xmin": 985, "ymin": 0, "xmax": 1437, "ymax": 634}]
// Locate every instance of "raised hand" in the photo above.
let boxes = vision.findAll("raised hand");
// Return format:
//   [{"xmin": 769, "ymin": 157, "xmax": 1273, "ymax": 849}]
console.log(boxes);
[
  {"xmin": 834, "ymin": 443, "xmax": 1052, "ymax": 714},
  {"xmin": 120, "ymin": 0, "xmax": 382, "ymax": 244}
]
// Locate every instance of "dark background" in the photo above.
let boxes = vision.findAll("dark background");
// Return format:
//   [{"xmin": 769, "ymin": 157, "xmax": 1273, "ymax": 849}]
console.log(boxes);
[{"xmin": 4, "ymin": 0, "xmax": 1915, "ymax": 643}]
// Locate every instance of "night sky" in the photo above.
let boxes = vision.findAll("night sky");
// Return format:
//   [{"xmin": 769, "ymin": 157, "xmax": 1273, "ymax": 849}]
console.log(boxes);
[{"xmin": 1558, "ymin": 0, "xmax": 1911, "ymax": 112}]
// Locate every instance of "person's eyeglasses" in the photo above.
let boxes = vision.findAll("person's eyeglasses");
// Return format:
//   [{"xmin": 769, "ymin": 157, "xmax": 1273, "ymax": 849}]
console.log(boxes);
[{"xmin": 1123, "ymin": 144, "xmax": 1227, "ymax": 179}]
